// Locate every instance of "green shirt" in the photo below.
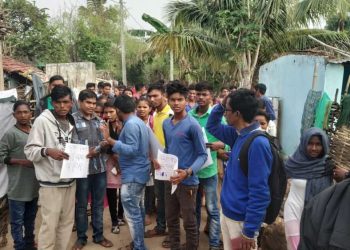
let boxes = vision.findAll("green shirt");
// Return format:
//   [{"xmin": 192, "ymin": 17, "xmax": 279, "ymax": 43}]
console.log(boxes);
[
  {"xmin": 189, "ymin": 107, "xmax": 223, "ymax": 178},
  {"xmin": 0, "ymin": 126, "xmax": 39, "ymax": 201},
  {"xmin": 47, "ymin": 96, "xmax": 54, "ymax": 110}
]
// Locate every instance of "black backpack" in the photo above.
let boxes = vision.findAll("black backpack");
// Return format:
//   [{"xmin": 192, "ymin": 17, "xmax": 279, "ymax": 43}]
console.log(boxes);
[{"xmin": 239, "ymin": 131, "xmax": 287, "ymax": 224}]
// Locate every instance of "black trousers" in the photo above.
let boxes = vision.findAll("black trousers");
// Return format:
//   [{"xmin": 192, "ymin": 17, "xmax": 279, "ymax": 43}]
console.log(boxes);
[{"xmin": 106, "ymin": 188, "xmax": 124, "ymax": 226}]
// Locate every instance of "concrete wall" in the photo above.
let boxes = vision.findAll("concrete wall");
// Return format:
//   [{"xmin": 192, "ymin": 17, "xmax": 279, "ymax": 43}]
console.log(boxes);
[
  {"xmin": 46, "ymin": 62, "xmax": 96, "ymax": 91},
  {"xmin": 259, "ymin": 55, "xmax": 330, "ymax": 156}
]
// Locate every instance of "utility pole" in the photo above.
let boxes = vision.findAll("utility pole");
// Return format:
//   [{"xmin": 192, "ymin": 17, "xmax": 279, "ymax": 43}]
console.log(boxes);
[{"xmin": 119, "ymin": 0, "xmax": 127, "ymax": 86}]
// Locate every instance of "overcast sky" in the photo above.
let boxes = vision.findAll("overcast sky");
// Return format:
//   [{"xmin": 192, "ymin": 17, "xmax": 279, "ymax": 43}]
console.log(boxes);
[{"xmin": 35, "ymin": 0, "xmax": 170, "ymax": 30}]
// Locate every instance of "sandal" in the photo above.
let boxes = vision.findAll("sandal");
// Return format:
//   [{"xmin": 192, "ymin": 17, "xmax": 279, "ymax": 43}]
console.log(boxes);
[
  {"xmin": 71, "ymin": 241, "xmax": 86, "ymax": 250},
  {"xmin": 161, "ymin": 236, "xmax": 171, "ymax": 248},
  {"xmin": 93, "ymin": 238, "xmax": 113, "ymax": 248},
  {"xmin": 117, "ymin": 241, "xmax": 133, "ymax": 250},
  {"xmin": 145, "ymin": 228, "xmax": 168, "ymax": 238}
]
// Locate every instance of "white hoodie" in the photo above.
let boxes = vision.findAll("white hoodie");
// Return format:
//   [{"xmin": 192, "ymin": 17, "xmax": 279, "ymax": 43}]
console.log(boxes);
[{"xmin": 25, "ymin": 109, "xmax": 75, "ymax": 187}]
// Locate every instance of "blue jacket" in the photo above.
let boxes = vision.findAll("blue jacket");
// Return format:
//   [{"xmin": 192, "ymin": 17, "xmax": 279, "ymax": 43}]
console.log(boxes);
[
  {"xmin": 262, "ymin": 95, "xmax": 276, "ymax": 121},
  {"xmin": 206, "ymin": 104, "xmax": 272, "ymax": 238},
  {"xmin": 163, "ymin": 115, "xmax": 207, "ymax": 186},
  {"xmin": 112, "ymin": 115, "xmax": 150, "ymax": 184}
]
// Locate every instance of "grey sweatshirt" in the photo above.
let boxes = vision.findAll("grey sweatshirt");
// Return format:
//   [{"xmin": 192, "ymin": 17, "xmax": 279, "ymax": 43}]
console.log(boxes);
[{"xmin": 24, "ymin": 109, "xmax": 75, "ymax": 187}]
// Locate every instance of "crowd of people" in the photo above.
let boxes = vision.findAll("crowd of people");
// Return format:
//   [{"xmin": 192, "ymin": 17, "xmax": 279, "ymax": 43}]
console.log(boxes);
[{"xmin": 0, "ymin": 75, "xmax": 349, "ymax": 250}]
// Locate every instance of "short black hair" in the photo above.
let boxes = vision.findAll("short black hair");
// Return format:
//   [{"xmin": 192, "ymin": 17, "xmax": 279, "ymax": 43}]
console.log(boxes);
[
  {"xmin": 78, "ymin": 90, "xmax": 97, "ymax": 102},
  {"xmin": 135, "ymin": 83, "xmax": 145, "ymax": 91},
  {"xmin": 13, "ymin": 100, "xmax": 30, "ymax": 112},
  {"xmin": 123, "ymin": 88, "xmax": 133, "ymax": 94},
  {"xmin": 188, "ymin": 84, "xmax": 196, "ymax": 91},
  {"xmin": 229, "ymin": 85, "xmax": 237, "ymax": 91},
  {"xmin": 136, "ymin": 96, "xmax": 151, "ymax": 106},
  {"xmin": 148, "ymin": 83, "xmax": 165, "ymax": 94},
  {"xmin": 51, "ymin": 85, "xmax": 72, "ymax": 102},
  {"xmin": 86, "ymin": 82, "xmax": 96, "ymax": 89},
  {"xmin": 104, "ymin": 100, "xmax": 116, "ymax": 109},
  {"xmin": 220, "ymin": 86, "xmax": 229, "ymax": 92},
  {"xmin": 97, "ymin": 81, "xmax": 104, "ymax": 88},
  {"xmin": 117, "ymin": 85, "xmax": 126, "ymax": 91},
  {"xmin": 195, "ymin": 82, "xmax": 213, "ymax": 93},
  {"xmin": 114, "ymin": 95, "xmax": 136, "ymax": 113},
  {"xmin": 96, "ymin": 102, "xmax": 104, "ymax": 109},
  {"xmin": 166, "ymin": 80, "xmax": 188, "ymax": 98},
  {"xmin": 97, "ymin": 95, "xmax": 108, "ymax": 102},
  {"xmin": 255, "ymin": 83, "xmax": 267, "ymax": 95},
  {"xmin": 228, "ymin": 89, "xmax": 258, "ymax": 123},
  {"xmin": 255, "ymin": 110, "xmax": 270, "ymax": 122},
  {"xmin": 103, "ymin": 82, "xmax": 112, "ymax": 88},
  {"xmin": 49, "ymin": 75, "xmax": 64, "ymax": 84}
]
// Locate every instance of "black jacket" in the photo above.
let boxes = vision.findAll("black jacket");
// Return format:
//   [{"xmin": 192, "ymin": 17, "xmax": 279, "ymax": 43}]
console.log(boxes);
[{"xmin": 299, "ymin": 179, "xmax": 350, "ymax": 250}]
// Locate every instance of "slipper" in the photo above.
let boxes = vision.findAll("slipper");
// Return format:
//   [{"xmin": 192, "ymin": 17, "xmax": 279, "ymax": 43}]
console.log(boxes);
[
  {"xmin": 93, "ymin": 238, "xmax": 113, "ymax": 248},
  {"xmin": 71, "ymin": 241, "xmax": 86, "ymax": 250},
  {"xmin": 162, "ymin": 236, "xmax": 171, "ymax": 248}
]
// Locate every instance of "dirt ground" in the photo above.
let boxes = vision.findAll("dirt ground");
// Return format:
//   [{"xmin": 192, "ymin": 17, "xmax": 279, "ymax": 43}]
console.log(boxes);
[{"xmin": 1, "ymin": 208, "xmax": 210, "ymax": 250}]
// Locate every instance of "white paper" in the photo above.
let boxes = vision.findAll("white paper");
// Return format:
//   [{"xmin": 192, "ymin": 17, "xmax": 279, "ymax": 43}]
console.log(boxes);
[
  {"xmin": 155, "ymin": 150, "xmax": 178, "ymax": 181},
  {"xmin": 60, "ymin": 143, "xmax": 89, "ymax": 178},
  {"xmin": 0, "ymin": 88, "xmax": 17, "ymax": 99},
  {"xmin": 201, "ymin": 127, "xmax": 213, "ymax": 169},
  {"xmin": 155, "ymin": 150, "xmax": 178, "ymax": 194}
]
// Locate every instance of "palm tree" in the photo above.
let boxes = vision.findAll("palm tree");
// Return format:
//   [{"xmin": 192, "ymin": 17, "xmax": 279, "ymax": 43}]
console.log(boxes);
[
  {"xmin": 294, "ymin": 0, "xmax": 350, "ymax": 32},
  {"xmin": 146, "ymin": 0, "xmax": 350, "ymax": 87}
]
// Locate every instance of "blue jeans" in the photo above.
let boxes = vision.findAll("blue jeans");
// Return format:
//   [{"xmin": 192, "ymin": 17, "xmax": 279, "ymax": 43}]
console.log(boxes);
[
  {"xmin": 75, "ymin": 172, "xmax": 106, "ymax": 244},
  {"xmin": 196, "ymin": 174, "xmax": 221, "ymax": 247},
  {"xmin": 8, "ymin": 198, "xmax": 38, "ymax": 250},
  {"xmin": 121, "ymin": 182, "xmax": 147, "ymax": 250}
]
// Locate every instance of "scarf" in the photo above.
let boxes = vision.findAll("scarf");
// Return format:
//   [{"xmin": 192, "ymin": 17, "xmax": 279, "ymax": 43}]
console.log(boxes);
[{"xmin": 285, "ymin": 127, "xmax": 333, "ymax": 203}]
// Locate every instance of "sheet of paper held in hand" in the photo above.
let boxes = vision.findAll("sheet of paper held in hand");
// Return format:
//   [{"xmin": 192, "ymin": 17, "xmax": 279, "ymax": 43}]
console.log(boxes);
[
  {"xmin": 155, "ymin": 149, "xmax": 178, "ymax": 194},
  {"xmin": 60, "ymin": 143, "xmax": 89, "ymax": 178}
]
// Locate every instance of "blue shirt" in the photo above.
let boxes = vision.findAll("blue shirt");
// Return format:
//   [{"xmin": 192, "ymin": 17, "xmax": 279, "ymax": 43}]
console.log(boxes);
[
  {"xmin": 262, "ymin": 95, "xmax": 276, "ymax": 121},
  {"xmin": 163, "ymin": 115, "xmax": 207, "ymax": 186},
  {"xmin": 206, "ymin": 104, "xmax": 273, "ymax": 238},
  {"xmin": 112, "ymin": 115, "xmax": 150, "ymax": 184}
]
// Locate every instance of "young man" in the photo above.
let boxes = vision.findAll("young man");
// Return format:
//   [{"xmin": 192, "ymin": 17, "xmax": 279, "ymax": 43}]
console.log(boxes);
[
  {"xmin": 186, "ymin": 84, "xmax": 197, "ymax": 111},
  {"xmin": 254, "ymin": 83, "xmax": 276, "ymax": 121},
  {"xmin": 101, "ymin": 82, "xmax": 114, "ymax": 100},
  {"xmin": 100, "ymin": 95, "xmax": 151, "ymax": 250},
  {"xmin": 25, "ymin": 85, "xmax": 76, "ymax": 250},
  {"xmin": 135, "ymin": 83, "xmax": 147, "ymax": 99},
  {"xmin": 86, "ymin": 82, "xmax": 96, "ymax": 93},
  {"xmin": 0, "ymin": 101, "xmax": 39, "ymax": 250},
  {"xmin": 145, "ymin": 83, "xmax": 173, "ymax": 246},
  {"xmin": 162, "ymin": 81, "xmax": 207, "ymax": 250},
  {"xmin": 35, "ymin": 75, "xmax": 78, "ymax": 117},
  {"xmin": 206, "ymin": 89, "xmax": 273, "ymax": 250},
  {"xmin": 72, "ymin": 90, "xmax": 113, "ymax": 249},
  {"xmin": 188, "ymin": 82, "xmax": 223, "ymax": 250}
]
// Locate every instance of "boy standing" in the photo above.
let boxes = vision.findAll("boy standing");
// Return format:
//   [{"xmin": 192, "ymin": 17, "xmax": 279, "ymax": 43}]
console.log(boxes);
[
  {"xmin": 72, "ymin": 90, "xmax": 113, "ymax": 249},
  {"xmin": 25, "ymin": 85, "xmax": 76, "ymax": 250},
  {"xmin": 0, "ymin": 101, "xmax": 39, "ymax": 250},
  {"xmin": 162, "ymin": 81, "xmax": 207, "ymax": 250},
  {"xmin": 188, "ymin": 82, "xmax": 223, "ymax": 250}
]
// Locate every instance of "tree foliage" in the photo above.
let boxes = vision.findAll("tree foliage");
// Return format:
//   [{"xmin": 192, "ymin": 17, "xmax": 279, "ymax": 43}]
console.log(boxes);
[{"xmin": 3, "ymin": 0, "xmax": 68, "ymax": 64}]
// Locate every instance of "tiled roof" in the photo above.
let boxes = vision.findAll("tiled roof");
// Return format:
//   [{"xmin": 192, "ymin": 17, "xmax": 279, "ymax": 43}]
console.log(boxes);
[{"xmin": 3, "ymin": 56, "xmax": 45, "ymax": 80}]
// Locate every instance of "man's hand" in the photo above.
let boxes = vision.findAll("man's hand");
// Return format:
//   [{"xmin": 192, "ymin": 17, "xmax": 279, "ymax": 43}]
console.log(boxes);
[
  {"xmin": 47, "ymin": 148, "xmax": 69, "ymax": 161},
  {"xmin": 11, "ymin": 159, "xmax": 34, "ymax": 168},
  {"xmin": 231, "ymin": 235, "xmax": 256, "ymax": 250},
  {"xmin": 99, "ymin": 140, "xmax": 109, "ymax": 149},
  {"xmin": 209, "ymin": 141, "xmax": 225, "ymax": 151},
  {"xmin": 217, "ymin": 149, "xmax": 229, "ymax": 161},
  {"xmin": 152, "ymin": 159, "xmax": 161, "ymax": 170},
  {"xmin": 170, "ymin": 169, "xmax": 189, "ymax": 185},
  {"xmin": 99, "ymin": 124, "xmax": 110, "ymax": 140},
  {"xmin": 333, "ymin": 166, "xmax": 348, "ymax": 182},
  {"xmin": 86, "ymin": 147, "xmax": 99, "ymax": 158}
]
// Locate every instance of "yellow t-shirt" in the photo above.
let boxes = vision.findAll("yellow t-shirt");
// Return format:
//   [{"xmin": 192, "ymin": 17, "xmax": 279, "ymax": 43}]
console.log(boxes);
[{"xmin": 153, "ymin": 104, "xmax": 173, "ymax": 147}]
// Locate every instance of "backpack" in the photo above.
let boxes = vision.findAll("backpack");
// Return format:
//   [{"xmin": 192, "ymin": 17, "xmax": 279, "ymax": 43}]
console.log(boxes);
[{"xmin": 239, "ymin": 131, "xmax": 287, "ymax": 224}]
